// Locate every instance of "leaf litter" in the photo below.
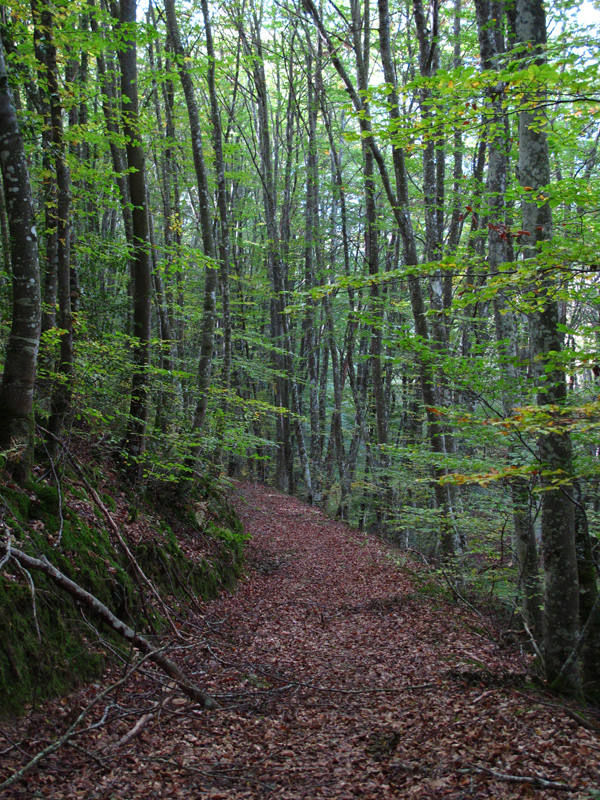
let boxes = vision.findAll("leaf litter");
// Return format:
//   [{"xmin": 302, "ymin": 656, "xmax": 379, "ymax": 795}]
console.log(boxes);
[{"xmin": 1, "ymin": 481, "xmax": 599, "ymax": 798}]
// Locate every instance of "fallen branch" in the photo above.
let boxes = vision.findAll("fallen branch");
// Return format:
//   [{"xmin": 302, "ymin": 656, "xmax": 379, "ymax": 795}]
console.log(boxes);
[
  {"xmin": 115, "ymin": 709, "xmax": 157, "ymax": 747},
  {"xmin": 8, "ymin": 547, "xmax": 216, "ymax": 709},
  {"xmin": 0, "ymin": 649, "xmax": 156, "ymax": 791},
  {"xmin": 38, "ymin": 425, "xmax": 180, "ymax": 639},
  {"xmin": 114, "ymin": 680, "xmax": 177, "ymax": 747},
  {"xmin": 203, "ymin": 640, "xmax": 434, "ymax": 695},
  {"xmin": 459, "ymin": 762, "xmax": 575, "ymax": 792}
]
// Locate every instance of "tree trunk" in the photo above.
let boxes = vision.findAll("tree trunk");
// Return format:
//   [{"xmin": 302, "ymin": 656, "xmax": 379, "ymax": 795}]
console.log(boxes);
[
  {"xmin": 31, "ymin": 0, "xmax": 73, "ymax": 452},
  {"xmin": 119, "ymin": 0, "xmax": 152, "ymax": 473},
  {"xmin": 164, "ymin": 0, "xmax": 218, "ymax": 461},
  {"xmin": 516, "ymin": 0, "xmax": 580, "ymax": 695},
  {"xmin": 200, "ymin": 0, "xmax": 233, "ymax": 467},
  {"xmin": 475, "ymin": 0, "xmax": 542, "ymax": 639},
  {"xmin": 0, "ymin": 36, "xmax": 42, "ymax": 482}
]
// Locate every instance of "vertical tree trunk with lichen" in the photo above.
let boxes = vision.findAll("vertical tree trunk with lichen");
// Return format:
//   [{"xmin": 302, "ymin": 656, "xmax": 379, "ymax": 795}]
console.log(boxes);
[
  {"xmin": 516, "ymin": 0, "xmax": 580, "ymax": 694},
  {"xmin": 475, "ymin": 0, "xmax": 542, "ymax": 640},
  {"xmin": 0, "ymin": 36, "xmax": 41, "ymax": 482}
]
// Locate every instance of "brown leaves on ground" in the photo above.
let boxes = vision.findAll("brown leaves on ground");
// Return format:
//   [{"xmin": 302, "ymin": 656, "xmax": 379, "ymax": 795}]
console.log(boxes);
[{"xmin": 1, "ymin": 481, "xmax": 599, "ymax": 798}]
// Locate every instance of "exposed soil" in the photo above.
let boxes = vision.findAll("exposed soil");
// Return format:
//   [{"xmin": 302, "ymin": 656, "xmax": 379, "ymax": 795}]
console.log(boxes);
[{"xmin": 1, "ymin": 481, "xmax": 599, "ymax": 798}]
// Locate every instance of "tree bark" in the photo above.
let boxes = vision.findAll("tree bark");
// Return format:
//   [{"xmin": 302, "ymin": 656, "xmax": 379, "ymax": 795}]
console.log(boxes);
[
  {"xmin": 0, "ymin": 35, "xmax": 42, "ymax": 482},
  {"xmin": 118, "ymin": 0, "xmax": 152, "ymax": 472},
  {"xmin": 516, "ymin": 0, "xmax": 580, "ymax": 694},
  {"xmin": 164, "ymin": 0, "xmax": 218, "ymax": 459}
]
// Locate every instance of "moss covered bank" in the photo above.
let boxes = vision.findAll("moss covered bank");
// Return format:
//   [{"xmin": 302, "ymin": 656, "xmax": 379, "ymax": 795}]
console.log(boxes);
[{"xmin": 0, "ymin": 472, "xmax": 246, "ymax": 715}]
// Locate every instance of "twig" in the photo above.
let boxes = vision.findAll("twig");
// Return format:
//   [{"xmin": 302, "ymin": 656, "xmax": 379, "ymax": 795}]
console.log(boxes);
[
  {"xmin": 555, "ymin": 590, "xmax": 600, "ymax": 690},
  {"xmin": 114, "ymin": 680, "xmax": 179, "ymax": 747},
  {"xmin": 0, "ymin": 649, "xmax": 159, "ymax": 791},
  {"xmin": 521, "ymin": 616, "xmax": 545, "ymax": 665},
  {"xmin": 14, "ymin": 560, "xmax": 41, "ymax": 642},
  {"xmin": 459, "ymin": 762, "xmax": 575, "ymax": 792},
  {"xmin": 0, "ymin": 526, "xmax": 11, "ymax": 570},
  {"xmin": 437, "ymin": 562, "xmax": 486, "ymax": 620},
  {"xmin": 37, "ymin": 424, "xmax": 181, "ymax": 639},
  {"xmin": 66, "ymin": 740, "xmax": 107, "ymax": 768},
  {"xmin": 114, "ymin": 709, "xmax": 157, "ymax": 747},
  {"xmin": 203, "ymin": 641, "xmax": 434, "ymax": 695},
  {"xmin": 40, "ymin": 435, "xmax": 64, "ymax": 546},
  {"xmin": 287, "ymin": 679, "xmax": 436, "ymax": 695}
]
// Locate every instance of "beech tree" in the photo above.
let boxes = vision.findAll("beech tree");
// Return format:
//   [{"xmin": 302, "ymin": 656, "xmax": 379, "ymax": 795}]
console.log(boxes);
[{"xmin": 0, "ymin": 34, "xmax": 41, "ymax": 482}]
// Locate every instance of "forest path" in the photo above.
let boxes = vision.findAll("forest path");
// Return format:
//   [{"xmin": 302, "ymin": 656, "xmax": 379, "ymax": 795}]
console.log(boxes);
[{"xmin": 2, "ymin": 482, "xmax": 599, "ymax": 798}]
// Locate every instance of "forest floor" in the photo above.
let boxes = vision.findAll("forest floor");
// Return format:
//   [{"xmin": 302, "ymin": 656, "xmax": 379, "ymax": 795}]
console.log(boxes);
[{"xmin": 1, "ymin": 481, "xmax": 599, "ymax": 799}]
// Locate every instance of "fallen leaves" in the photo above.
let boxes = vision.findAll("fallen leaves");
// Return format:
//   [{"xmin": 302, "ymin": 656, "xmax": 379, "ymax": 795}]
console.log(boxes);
[{"xmin": 1, "ymin": 481, "xmax": 599, "ymax": 798}]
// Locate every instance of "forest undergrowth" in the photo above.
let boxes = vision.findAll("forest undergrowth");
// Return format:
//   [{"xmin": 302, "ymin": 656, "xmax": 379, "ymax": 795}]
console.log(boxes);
[{"xmin": 0, "ymin": 481, "xmax": 599, "ymax": 799}]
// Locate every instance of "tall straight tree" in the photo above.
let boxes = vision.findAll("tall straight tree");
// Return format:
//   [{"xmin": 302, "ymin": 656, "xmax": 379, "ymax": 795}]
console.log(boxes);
[
  {"xmin": 200, "ymin": 0, "xmax": 233, "ymax": 463},
  {"xmin": 0, "ymin": 35, "xmax": 41, "ymax": 482},
  {"xmin": 515, "ymin": 0, "xmax": 580, "ymax": 694},
  {"xmin": 30, "ymin": 0, "xmax": 74, "ymax": 451},
  {"xmin": 119, "ymin": 0, "xmax": 152, "ymax": 470},
  {"xmin": 237, "ymin": 13, "xmax": 313, "ymax": 501},
  {"xmin": 164, "ymin": 0, "xmax": 218, "ymax": 458},
  {"xmin": 474, "ymin": 0, "xmax": 542, "ymax": 640}
]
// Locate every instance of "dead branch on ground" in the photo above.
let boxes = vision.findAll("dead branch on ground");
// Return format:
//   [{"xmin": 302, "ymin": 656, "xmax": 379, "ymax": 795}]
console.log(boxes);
[{"xmin": 7, "ymin": 547, "xmax": 217, "ymax": 709}]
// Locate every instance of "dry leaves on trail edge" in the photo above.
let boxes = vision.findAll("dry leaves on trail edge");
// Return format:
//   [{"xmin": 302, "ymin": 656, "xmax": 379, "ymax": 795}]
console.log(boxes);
[{"xmin": 1, "ymin": 480, "xmax": 599, "ymax": 799}]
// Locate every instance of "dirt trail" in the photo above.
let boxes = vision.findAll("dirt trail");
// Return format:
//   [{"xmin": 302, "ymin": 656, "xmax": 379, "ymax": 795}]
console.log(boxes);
[{"xmin": 1, "ymin": 482, "xmax": 599, "ymax": 798}]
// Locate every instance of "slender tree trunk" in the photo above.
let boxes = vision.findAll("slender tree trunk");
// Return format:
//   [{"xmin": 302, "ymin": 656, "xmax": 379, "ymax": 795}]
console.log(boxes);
[
  {"xmin": 239, "ymin": 18, "xmax": 313, "ymax": 500},
  {"xmin": 31, "ymin": 0, "xmax": 73, "ymax": 452},
  {"xmin": 119, "ymin": 0, "xmax": 152, "ymax": 471},
  {"xmin": 304, "ymin": 45, "xmax": 323, "ymax": 502},
  {"xmin": 475, "ymin": 0, "xmax": 543, "ymax": 638},
  {"xmin": 0, "ymin": 36, "xmax": 42, "ymax": 482},
  {"xmin": 375, "ymin": 0, "xmax": 453, "ymax": 554},
  {"xmin": 200, "ymin": 0, "xmax": 233, "ymax": 466},
  {"xmin": 164, "ymin": 0, "xmax": 218, "ymax": 461}
]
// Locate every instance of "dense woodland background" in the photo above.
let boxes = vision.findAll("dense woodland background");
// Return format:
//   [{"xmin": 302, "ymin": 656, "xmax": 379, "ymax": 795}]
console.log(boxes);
[{"xmin": 1, "ymin": 0, "xmax": 600, "ymax": 700}]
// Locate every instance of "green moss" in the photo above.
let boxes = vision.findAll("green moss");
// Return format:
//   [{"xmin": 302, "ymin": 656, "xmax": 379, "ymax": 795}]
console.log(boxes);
[
  {"xmin": 0, "ymin": 484, "xmax": 31, "ymax": 521},
  {"xmin": 101, "ymin": 493, "xmax": 116, "ymax": 511},
  {"xmin": 0, "ymin": 572, "xmax": 106, "ymax": 714},
  {"xmin": 0, "ymin": 472, "xmax": 245, "ymax": 716}
]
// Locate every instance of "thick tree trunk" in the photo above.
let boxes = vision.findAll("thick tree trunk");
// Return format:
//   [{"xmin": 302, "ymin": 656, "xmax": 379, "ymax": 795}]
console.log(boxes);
[
  {"xmin": 516, "ymin": 0, "xmax": 580, "ymax": 694},
  {"xmin": 0, "ymin": 37, "xmax": 42, "ymax": 482},
  {"xmin": 475, "ymin": 0, "xmax": 542, "ymax": 639}
]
